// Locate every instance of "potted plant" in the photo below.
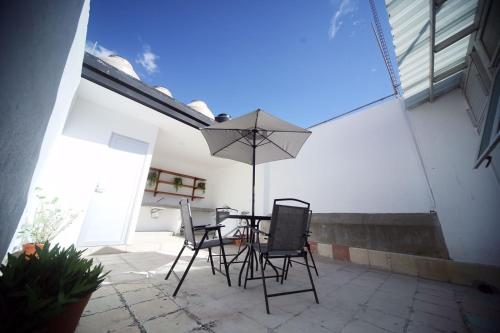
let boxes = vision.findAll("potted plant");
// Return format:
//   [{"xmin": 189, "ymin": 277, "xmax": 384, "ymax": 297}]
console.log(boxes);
[
  {"xmin": 0, "ymin": 242, "xmax": 108, "ymax": 333},
  {"xmin": 173, "ymin": 177, "xmax": 183, "ymax": 191},
  {"xmin": 18, "ymin": 188, "xmax": 79, "ymax": 256},
  {"xmin": 197, "ymin": 181, "xmax": 206, "ymax": 193},
  {"xmin": 146, "ymin": 169, "xmax": 159, "ymax": 189}
]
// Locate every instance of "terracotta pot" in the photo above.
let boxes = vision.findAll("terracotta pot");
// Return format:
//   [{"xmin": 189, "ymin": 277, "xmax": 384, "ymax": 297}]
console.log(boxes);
[
  {"xmin": 23, "ymin": 243, "xmax": 44, "ymax": 256},
  {"xmin": 44, "ymin": 293, "xmax": 92, "ymax": 333}
]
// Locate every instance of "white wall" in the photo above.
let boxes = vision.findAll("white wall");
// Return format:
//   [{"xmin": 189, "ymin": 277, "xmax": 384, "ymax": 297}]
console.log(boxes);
[
  {"xmin": 34, "ymin": 96, "xmax": 158, "ymax": 247},
  {"xmin": 3, "ymin": 0, "xmax": 90, "ymax": 256},
  {"xmin": 408, "ymin": 89, "xmax": 500, "ymax": 266},
  {"xmin": 264, "ymin": 98, "xmax": 433, "ymax": 214},
  {"xmin": 143, "ymin": 157, "xmax": 217, "ymax": 209},
  {"xmin": 136, "ymin": 206, "xmax": 181, "ymax": 232}
]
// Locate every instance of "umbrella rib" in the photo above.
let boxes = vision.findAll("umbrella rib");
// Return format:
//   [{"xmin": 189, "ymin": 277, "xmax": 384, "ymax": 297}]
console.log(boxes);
[
  {"xmin": 265, "ymin": 137, "xmax": 295, "ymax": 158},
  {"xmin": 211, "ymin": 134, "xmax": 245, "ymax": 155},
  {"xmin": 256, "ymin": 131, "xmax": 274, "ymax": 146},
  {"xmin": 203, "ymin": 128, "xmax": 311, "ymax": 133}
]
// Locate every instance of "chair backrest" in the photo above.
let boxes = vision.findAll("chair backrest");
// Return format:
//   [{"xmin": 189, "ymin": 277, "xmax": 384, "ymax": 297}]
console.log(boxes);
[
  {"xmin": 179, "ymin": 199, "xmax": 196, "ymax": 247},
  {"xmin": 216, "ymin": 207, "xmax": 238, "ymax": 225},
  {"xmin": 267, "ymin": 198, "xmax": 310, "ymax": 253},
  {"xmin": 306, "ymin": 210, "xmax": 312, "ymax": 232}
]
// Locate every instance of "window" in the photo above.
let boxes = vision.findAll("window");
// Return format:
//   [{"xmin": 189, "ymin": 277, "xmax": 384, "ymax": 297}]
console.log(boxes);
[{"xmin": 475, "ymin": 68, "xmax": 500, "ymax": 168}]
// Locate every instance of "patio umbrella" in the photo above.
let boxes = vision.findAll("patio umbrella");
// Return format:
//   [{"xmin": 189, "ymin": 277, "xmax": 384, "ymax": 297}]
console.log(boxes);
[{"xmin": 200, "ymin": 109, "xmax": 311, "ymax": 216}]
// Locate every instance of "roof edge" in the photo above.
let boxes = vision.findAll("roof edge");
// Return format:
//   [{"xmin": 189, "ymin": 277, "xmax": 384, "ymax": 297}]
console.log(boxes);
[{"xmin": 81, "ymin": 52, "xmax": 214, "ymax": 129}]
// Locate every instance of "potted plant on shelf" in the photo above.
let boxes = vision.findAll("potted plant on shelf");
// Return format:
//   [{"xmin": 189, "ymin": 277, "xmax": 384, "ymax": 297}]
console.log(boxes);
[
  {"xmin": 18, "ymin": 188, "xmax": 79, "ymax": 256},
  {"xmin": 146, "ymin": 169, "xmax": 159, "ymax": 189},
  {"xmin": 0, "ymin": 242, "xmax": 108, "ymax": 333},
  {"xmin": 173, "ymin": 177, "xmax": 183, "ymax": 191},
  {"xmin": 197, "ymin": 181, "xmax": 206, "ymax": 193}
]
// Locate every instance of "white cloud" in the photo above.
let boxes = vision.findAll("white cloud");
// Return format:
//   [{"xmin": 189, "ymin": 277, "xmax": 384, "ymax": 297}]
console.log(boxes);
[
  {"xmin": 85, "ymin": 40, "xmax": 114, "ymax": 57},
  {"xmin": 136, "ymin": 45, "xmax": 159, "ymax": 74},
  {"xmin": 371, "ymin": 68, "xmax": 377, "ymax": 72},
  {"xmin": 329, "ymin": 0, "xmax": 357, "ymax": 40}
]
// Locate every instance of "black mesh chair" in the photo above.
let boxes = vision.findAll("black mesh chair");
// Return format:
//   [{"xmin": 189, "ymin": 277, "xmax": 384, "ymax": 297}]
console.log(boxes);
[
  {"xmin": 247, "ymin": 198, "xmax": 319, "ymax": 314},
  {"xmin": 165, "ymin": 199, "xmax": 232, "ymax": 296},
  {"xmin": 284, "ymin": 210, "xmax": 319, "ymax": 278}
]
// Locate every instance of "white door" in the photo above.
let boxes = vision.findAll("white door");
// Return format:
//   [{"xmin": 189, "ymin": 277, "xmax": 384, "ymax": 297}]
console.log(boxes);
[{"xmin": 78, "ymin": 133, "xmax": 149, "ymax": 246}]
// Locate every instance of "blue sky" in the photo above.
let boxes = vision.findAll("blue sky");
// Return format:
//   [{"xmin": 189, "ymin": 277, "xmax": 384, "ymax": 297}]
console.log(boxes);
[{"xmin": 86, "ymin": 0, "xmax": 398, "ymax": 128}]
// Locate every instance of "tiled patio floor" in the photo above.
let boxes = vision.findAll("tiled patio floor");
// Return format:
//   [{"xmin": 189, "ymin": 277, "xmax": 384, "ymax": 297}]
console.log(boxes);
[{"xmin": 76, "ymin": 237, "xmax": 500, "ymax": 333}]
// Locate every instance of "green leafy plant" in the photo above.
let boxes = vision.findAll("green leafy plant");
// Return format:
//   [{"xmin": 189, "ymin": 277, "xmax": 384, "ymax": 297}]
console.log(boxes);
[
  {"xmin": 18, "ymin": 188, "xmax": 79, "ymax": 244},
  {"xmin": 197, "ymin": 182, "xmax": 206, "ymax": 193},
  {"xmin": 146, "ymin": 169, "xmax": 159, "ymax": 189},
  {"xmin": 0, "ymin": 242, "xmax": 108, "ymax": 332},
  {"xmin": 173, "ymin": 177, "xmax": 183, "ymax": 191}
]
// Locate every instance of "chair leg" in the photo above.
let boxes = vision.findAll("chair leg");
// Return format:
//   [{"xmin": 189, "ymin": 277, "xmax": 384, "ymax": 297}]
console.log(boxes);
[
  {"xmin": 267, "ymin": 259, "xmax": 280, "ymax": 282},
  {"xmin": 307, "ymin": 243, "xmax": 319, "ymax": 276},
  {"xmin": 260, "ymin": 255, "xmax": 270, "ymax": 314},
  {"xmin": 219, "ymin": 245, "xmax": 222, "ymax": 271},
  {"xmin": 217, "ymin": 228, "xmax": 232, "ymax": 287},
  {"xmin": 280, "ymin": 257, "xmax": 287, "ymax": 284},
  {"xmin": 173, "ymin": 248, "xmax": 199, "ymax": 297},
  {"xmin": 238, "ymin": 248, "xmax": 250, "ymax": 287},
  {"xmin": 165, "ymin": 245, "xmax": 186, "ymax": 280},
  {"xmin": 208, "ymin": 248, "xmax": 215, "ymax": 275},
  {"xmin": 284, "ymin": 257, "xmax": 291, "ymax": 280},
  {"xmin": 244, "ymin": 251, "xmax": 251, "ymax": 289},
  {"xmin": 254, "ymin": 250, "xmax": 259, "ymax": 272},
  {"xmin": 304, "ymin": 253, "xmax": 319, "ymax": 304}
]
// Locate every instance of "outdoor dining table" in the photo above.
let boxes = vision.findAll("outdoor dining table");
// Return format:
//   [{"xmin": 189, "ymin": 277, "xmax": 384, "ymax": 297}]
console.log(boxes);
[{"xmin": 224, "ymin": 214, "xmax": 271, "ymax": 286}]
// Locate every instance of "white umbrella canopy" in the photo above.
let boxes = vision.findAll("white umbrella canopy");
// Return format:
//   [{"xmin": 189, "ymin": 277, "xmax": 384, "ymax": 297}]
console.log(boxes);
[
  {"xmin": 200, "ymin": 109, "xmax": 311, "ymax": 215},
  {"xmin": 200, "ymin": 109, "xmax": 311, "ymax": 165}
]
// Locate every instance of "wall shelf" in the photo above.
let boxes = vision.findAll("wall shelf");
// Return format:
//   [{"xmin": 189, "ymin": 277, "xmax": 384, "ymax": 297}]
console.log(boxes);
[{"xmin": 146, "ymin": 167, "xmax": 206, "ymax": 200}]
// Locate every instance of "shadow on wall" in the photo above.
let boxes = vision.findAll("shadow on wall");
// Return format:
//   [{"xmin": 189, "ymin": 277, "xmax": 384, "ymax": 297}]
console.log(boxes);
[{"xmin": 0, "ymin": 0, "xmax": 86, "ymax": 259}]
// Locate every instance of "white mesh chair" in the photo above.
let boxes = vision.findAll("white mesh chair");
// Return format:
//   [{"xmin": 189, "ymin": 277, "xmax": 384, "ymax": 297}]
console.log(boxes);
[
  {"xmin": 246, "ymin": 198, "xmax": 319, "ymax": 314},
  {"xmin": 165, "ymin": 199, "xmax": 231, "ymax": 296}
]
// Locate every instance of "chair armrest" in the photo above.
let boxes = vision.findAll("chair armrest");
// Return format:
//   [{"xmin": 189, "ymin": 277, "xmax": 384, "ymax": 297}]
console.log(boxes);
[
  {"xmin": 193, "ymin": 225, "xmax": 210, "ymax": 230},
  {"xmin": 204, "ymin": 225, "xmax": 224, "ymax": 231}
]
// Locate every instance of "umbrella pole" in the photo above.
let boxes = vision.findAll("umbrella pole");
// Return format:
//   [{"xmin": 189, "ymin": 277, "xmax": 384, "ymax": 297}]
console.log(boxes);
[{"xmin": 252, "ymin": 130, "xmax": 256, "ymax": 217}]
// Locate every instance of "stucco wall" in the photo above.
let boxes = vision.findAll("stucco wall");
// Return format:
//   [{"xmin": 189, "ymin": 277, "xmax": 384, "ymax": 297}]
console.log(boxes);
[
  {"xmin": 263, "ymin": 98, "xmax": 433, "ymax": 214},
  {"xmin": 0, "ymin": 0, "xmax": 88, "ymax": 258},
  {"xmin": 407, "ymin": 89, "xmax": 500, "ymax": 266},
  {"xmin": 33, "ymin": 96, "xmax": 158, "ymax": 247}
]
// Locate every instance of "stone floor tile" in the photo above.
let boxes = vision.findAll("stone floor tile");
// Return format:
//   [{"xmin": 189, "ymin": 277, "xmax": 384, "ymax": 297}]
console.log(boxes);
[
  {"xmin": 76, "ymin": 307, "xmax": 134, "ymax": 332},
  {"xmin": 355, "ymin": 307, "xmax": 406, "ymax": 333},
  {"xmin": 129, "ymin": 297, "xmax": 180, "ymax": 322},
  {"xmin": 242, "ymin": 303, "xmax": 295, "ymax": 329},
  {"xmin": 121, "ymin": 287, "xmax": 162, "ymax": 305},
  {"xmin": 371, "ymin": 290, "xmax": 414, "ymax": 306},
  {"xmin": 78, "ymin": 244, "xmax": 500, "ymax": 333},
  {"xmin": 142, "ymin": 310, "xmax": 199, "ymax": 333},
  {"xmin": 367, "ymin": 295, "xmax": 411, "ymax": 319},
  {"xmin": 211, "ymin": 312, "xmax": 268, "ymax": 333},
  {"xmin": 413, "ymin": 299, "xmax": 462, "ymax": 321},
  {"xmin": 299, "ymin": 304, "xmax": 357, "ymax": 332},
  {"xmin": 351, "ymin": 275, "xmax": 386, "ymax": 289},
  {"xmin": 82, "ymin": 293, "xmax": 124, "ymax": 315},
  {"xmin": 411, "ymin": 310, "xmax": 467, "ymax": 333},
  {"xmin": 109, "ymin": 325, "xmax": 142, "ymax": 333},
  {"xmin": 275, "ymin": 315, "xmax": 332, "ymax": 333},
  {"xmin": 341, "ymin": 319, "xmax": 392, "ymax": 333},
  {"xmin": 91, "ymin": 285, "xmax": 117, "ymax": 299},
  {"xmin": 406, "ymin": 322, "xmax": 444, "ymax": 333},
  {"xmin": 114, "ymin": 282, "xmax": 154, "ymax": 294},
  {"xmin": 414, "ymin": 291, "xmax": 459, "ymax": 309}
]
